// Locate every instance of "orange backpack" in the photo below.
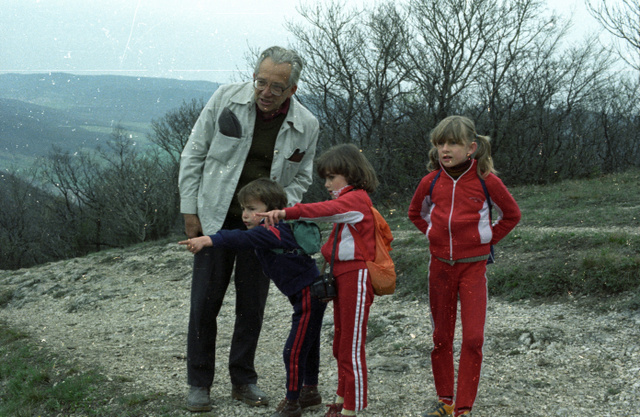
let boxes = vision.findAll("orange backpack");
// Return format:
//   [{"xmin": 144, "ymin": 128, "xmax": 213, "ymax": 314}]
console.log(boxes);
[{"xmin": 354, "ymin": 206, "xmax": 396, "ymax": 296}]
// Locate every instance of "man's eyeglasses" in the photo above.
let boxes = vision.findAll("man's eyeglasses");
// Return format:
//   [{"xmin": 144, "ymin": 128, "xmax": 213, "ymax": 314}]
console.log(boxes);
[{"xmin": 253, "ymin": 79, "xmax": 292, "ymax": 97}]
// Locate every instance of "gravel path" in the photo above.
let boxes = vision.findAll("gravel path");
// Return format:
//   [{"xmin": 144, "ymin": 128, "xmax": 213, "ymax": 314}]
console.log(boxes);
[{"xmin": 1, "ymin": 241, "xmax": 639, "ymax": 416}]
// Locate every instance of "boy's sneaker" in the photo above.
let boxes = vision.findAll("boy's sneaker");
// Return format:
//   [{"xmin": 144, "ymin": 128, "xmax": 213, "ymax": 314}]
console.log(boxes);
[
  {"xmin": 422, "ymin": 400, "xmax": 454, "ymax": 416},
  {"xmin": 187, "ymin": 386, "xmax": 212, "ymax": 412},
  {"xmin": 325, "ymin": 402, "xmax": 344, "ymax": 417},
  {"xmin": 299, "ymin": 386, "xmax": 322, "ymax": 409}
]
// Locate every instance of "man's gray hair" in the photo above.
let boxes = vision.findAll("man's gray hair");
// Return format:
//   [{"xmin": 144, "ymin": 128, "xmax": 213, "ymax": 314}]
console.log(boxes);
[{"xmin": 254, "ymin": 46, "xmax": 304, "ymax": 86}]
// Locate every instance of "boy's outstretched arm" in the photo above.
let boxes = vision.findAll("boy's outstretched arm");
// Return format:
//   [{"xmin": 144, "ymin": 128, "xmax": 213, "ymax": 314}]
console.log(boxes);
[{"xmin": 178, "ymin": 236, "xmax": 213, "ymax": 254}]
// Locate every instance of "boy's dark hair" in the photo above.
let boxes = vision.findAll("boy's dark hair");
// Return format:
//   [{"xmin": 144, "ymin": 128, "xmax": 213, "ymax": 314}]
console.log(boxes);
[
  {"xmin": 238, "ymin": 178, "xmax": 288, "ymax": 211},
  {"xmin": 315, "ymin": 143, "xmax": 379, "ymax": 193}
]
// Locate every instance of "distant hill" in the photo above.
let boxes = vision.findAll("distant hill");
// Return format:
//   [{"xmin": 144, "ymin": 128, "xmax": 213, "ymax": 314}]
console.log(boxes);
[{"xmin": 0, "ymin": 73, "xmax": 219, "ymax": 169}]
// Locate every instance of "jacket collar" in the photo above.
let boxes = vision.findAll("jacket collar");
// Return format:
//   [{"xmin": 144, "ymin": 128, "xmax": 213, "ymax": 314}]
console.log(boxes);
[
  {"xmin": 337, "ymin": 185, "xmax": 355, "ymax": 198},
  {"xmin": 440, "ymin": 158, "xmax": 476, "ymax": 180}
]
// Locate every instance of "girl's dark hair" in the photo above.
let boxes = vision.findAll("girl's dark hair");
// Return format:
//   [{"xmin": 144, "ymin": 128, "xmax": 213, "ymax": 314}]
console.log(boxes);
[
  {"xmin": 237, "ymin": 178, "xmax": 288, "ymax": 211},
  {"xmin": 316, "ymin": 143, "xmax": 379, "ymax": 193},
  {"xmin": 427, "ymin": 115, "xmax": 496, "ymax": 177}
]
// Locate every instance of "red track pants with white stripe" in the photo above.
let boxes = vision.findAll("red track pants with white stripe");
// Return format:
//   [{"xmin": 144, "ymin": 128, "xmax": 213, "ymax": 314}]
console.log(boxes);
[
  {"xmin": 428, "ymin": 257, "xmax": 488, "ymax": 415},
  {"xmin": 333, "ymin": 267, "xmax": 374, "ymax": 412}
]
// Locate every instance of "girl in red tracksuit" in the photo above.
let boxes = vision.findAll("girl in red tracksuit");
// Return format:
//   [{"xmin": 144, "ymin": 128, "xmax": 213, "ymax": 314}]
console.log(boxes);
[
  {"xmin": 408, "ymin": 116, "xmax": 521, "ymax": 417},
  {"xmin": 261, "ymin": 143, "xmax": 378, "ymax": 417}
]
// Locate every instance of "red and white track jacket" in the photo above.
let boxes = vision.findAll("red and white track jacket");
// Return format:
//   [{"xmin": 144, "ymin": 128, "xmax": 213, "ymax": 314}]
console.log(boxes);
[
  {"xmin": 284, "ymin": 186, "xmax": 375, "ymax": 275},
  {"xmin": 408, "ymin": 160, "xmax": 521, "ymax": 261}
]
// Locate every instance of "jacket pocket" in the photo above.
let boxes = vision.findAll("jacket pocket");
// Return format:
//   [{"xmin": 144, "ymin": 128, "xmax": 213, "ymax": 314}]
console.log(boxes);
[
  {"xmin": 279, "ymin": 159, "xmax": 302, "ymax": 185},
  {"xmin": 208, "ymin": 132, "xmax": 243, "ymax": 164},
  {"xmin": 218, "ymin": 107, "xmax": 242, "ymax": 138},
  {"xmin": 287, "ymin": 148, "xmax": 305, "ymax": 162}
]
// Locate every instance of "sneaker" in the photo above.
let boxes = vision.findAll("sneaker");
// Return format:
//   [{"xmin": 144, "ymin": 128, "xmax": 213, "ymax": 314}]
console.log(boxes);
[
  {"xmin": 325, "ymin": 402, "xmax": 344, "ymax": 417},
  {"xmin": 299, "ymin": 386, "xmax": 322, "ymax": 409},
  {"xmin": 232, "ymin": 383, "xmax": 270, "ymax": 406},
  {"xmin": 186, "ymin": 386, "xmax": 212, "ymax": 412},
  {"xmin": 271, "ymin": 398, "xmax": 302, "ymax": 417},
  {"xmin": 423, "ymin": 400, "xmax": 454, "ymax": 417}
]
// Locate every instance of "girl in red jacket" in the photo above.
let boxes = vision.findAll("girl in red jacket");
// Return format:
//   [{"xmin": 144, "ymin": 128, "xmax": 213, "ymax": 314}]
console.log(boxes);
[
  {"xmin": 261, "ymin": 143, "xmax": 378, "ymax": 417},
  {"xmin": 408, "ymin": 116, "xmax": 521, "ymax": 417}
]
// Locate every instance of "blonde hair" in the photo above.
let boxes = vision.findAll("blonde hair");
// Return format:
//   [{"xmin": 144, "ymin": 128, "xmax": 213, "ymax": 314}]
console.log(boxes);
[
  {"xmin": 427, "ymin": 115, "xmax": 496, "ymax": 177},
  {"xmin": 316, "ymin": 143, "xmax": 379, "ymax": 193}
]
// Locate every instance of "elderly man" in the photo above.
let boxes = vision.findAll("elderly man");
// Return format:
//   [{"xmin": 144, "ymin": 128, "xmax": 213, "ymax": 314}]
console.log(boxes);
[{"xmin": 179, "ymin": 46, "xmax": 319, "ymax": 412}]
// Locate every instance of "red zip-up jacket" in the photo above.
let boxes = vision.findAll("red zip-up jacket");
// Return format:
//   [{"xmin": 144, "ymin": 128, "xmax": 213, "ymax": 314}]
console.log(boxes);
[
  {"xmin": 284, "ymin": 186, "xmax": 375, "ymax": 275},
  {"xmin": 408, "ymin": 160, "xmax": 521, "ymax": 261}
]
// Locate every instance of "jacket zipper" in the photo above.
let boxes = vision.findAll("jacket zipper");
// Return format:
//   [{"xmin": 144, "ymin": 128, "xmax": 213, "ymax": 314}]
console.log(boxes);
[
  {"xmin": 448, "ymin": 180, "xmax": 456, "ymax": 260},
  {"xmin": 445, "ymin": 162, "xmax": 474, "ymax": 261}
]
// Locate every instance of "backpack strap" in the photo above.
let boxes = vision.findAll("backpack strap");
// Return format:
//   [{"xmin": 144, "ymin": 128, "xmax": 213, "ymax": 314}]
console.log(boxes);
[
  {"xmin": 478, "ymin": 176, "xmax": 492, "ymax": 222},
  {"xmin": 428, "ymin": 169, "xmax": 442, "ymax": 198},
  {"xmin": 321, "ymin": 223, "xmax": 342, "ymax": 274}
]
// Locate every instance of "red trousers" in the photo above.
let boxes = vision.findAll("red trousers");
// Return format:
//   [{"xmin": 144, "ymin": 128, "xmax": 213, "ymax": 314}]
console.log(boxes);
[
  {"xmin": 428, "ymin": 257, "xmax": 487, "ymax": 415},
  {"xmin": 332, "ymin": 267, "xmax": 374, "ymax": 412}
]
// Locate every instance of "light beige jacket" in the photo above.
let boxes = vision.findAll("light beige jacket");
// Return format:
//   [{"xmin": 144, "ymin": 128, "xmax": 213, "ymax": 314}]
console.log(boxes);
[{"xmin": 179, "ymin": 81, "xmax": 319, "ymax": 235}]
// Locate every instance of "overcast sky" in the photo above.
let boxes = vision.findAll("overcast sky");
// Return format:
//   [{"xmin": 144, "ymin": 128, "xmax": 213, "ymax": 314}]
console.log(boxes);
[{"xmin": 1, "ymin": 0, "xmax": 606, "ymax": 85}]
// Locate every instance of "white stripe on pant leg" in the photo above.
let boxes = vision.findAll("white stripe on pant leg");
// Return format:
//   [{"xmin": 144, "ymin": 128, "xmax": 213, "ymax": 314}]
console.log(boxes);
[{"xmin": 351, "ymin": 268, "xmax": 367, "ymax": 410}]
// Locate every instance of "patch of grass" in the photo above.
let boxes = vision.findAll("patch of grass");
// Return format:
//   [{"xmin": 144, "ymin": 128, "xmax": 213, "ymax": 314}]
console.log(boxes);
[
  {"xmin": 0, "ymin": 288, "xmax": 14, "ymax": 307},
  {"xmin": 620, "ymin": 292, "xmax": 640, "ymax": 311},
  {"xmin": 0, "ymin": 321, "xmax": 182, "ymax": 416},
  {"xmin": 512, "ymin": 169, "xmax": 640, "ymax": 229},
  {"xmin": 487, "ymin": 231, "xmax": 640, "ymax": 300},
  {"xmin": 392, "ymin": 250, "xmax": 429, "ymax": 299}
]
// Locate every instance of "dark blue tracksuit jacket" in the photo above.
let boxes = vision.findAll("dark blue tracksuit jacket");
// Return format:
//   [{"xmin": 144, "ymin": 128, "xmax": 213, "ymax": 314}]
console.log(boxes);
[{"xmin": 209, "ymin": 221, "xmax": 319, "ymax": 296}]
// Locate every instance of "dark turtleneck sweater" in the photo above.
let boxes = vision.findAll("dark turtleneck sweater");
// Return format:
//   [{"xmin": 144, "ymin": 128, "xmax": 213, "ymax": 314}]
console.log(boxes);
[{"xmin": 443, "ymin": 158, "xmax": 472, "ymax": 179}]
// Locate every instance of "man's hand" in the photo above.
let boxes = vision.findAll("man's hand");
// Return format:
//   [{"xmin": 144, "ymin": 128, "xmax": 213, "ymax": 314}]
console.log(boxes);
[{"xmin": 183, "ymin": 214, "xmax": 203, "ymax": 238}]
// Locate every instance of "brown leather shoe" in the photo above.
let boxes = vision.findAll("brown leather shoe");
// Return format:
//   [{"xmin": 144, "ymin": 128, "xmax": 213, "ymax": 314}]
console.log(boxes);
[
  {"xmin": 299, "ymin": 385, "xmax": 322, "ymax": 409},
  {"xmin": 232, "ymin": 383, "xmax": 270, "ymax": 406},
  {"xmin": 271, "ymin": 398, "xmax": 302, "ymax": 417}
]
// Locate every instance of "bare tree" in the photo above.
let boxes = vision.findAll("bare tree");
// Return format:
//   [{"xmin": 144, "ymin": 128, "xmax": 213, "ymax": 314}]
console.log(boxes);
[
  {"xmin": 0, "ymin": 167, "xmax": 77, "ymax": 269},
  {"xmin": 473, "ymin": 0, "xmax": 566, "ymax": 134},
  {"xmin": 473, "ymin": 32, "xmax": 615, "ymax": 182},
  {"xmin": 148, "ymin": 98, "xmax": 205, "ymax": 165},
  {"xmin": 287, "ymin": 1, "xmax": 411, "ymax": 145},
  {"xmin": 98, "ymin": 126, "xmax": 179, "ymax": 243},
  {"xmin": 42, "ymin": 125, "xmax": 181, "ymax": 249},
  {"xmin": 587, "ymin": 0, "xmax": 640, "ymax": 71},
  {"xmin": 405, "ymin": 0, "xmax": 509, "ymax": 122},
  {"xmin": 0, "ymin": 170, "xmax": 39, "ymax": 268},
  {"xmin": 43, "ymin": 146, "xmax": 108, "ymax": 250},
  {"xmin": 287, "ymin": 0, "xmax": 412, "ymax": 196},
  {"xmin": 582, "ymin": 76, "xmax": 640, "ymax": 174},
  {"xmin": 285, "ymin": 0, "xmax": 637, "ymax": 192}
]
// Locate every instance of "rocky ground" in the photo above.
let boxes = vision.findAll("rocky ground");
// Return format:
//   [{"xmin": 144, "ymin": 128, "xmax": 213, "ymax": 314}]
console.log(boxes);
[{"xmin": 1, "ymin": 240, "xmax": 639, "ymax": 417}]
